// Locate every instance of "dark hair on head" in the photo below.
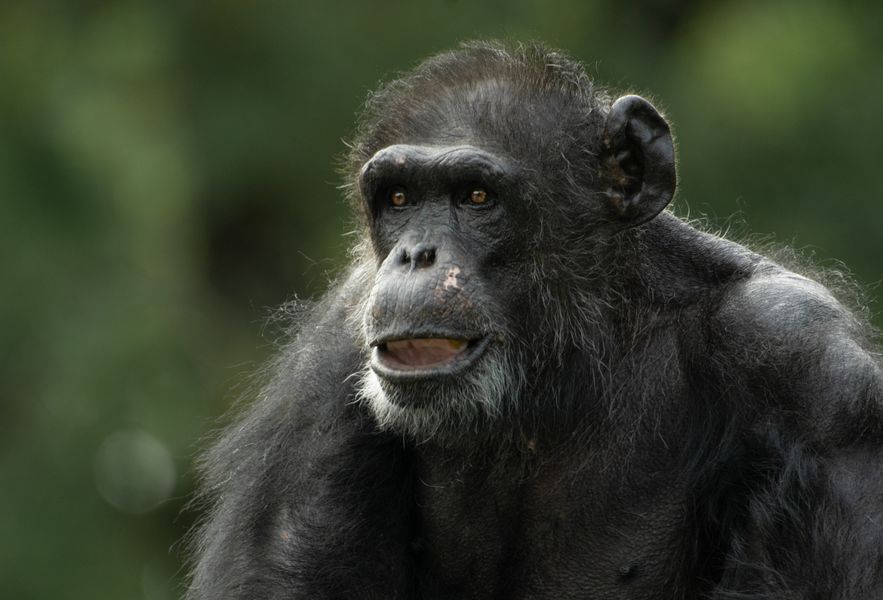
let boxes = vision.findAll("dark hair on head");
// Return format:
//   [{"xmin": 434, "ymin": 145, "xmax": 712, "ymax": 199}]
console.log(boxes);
[{"xmin": 344, "ymin": 40, "xmax": 612, "ymax": 188}]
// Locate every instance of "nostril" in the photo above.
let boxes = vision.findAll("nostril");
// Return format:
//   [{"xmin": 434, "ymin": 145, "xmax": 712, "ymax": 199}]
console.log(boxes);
[
  {"xmin": 415, "ymin": 247, "xmax": 436, "ymax": 268},
  {"xmin": 398, "ymin": 248, "xmax": 411, "ymax": 266},
  {"xmin": 398, "ymin": 244, "xmax": 436, "ymax": 270}
]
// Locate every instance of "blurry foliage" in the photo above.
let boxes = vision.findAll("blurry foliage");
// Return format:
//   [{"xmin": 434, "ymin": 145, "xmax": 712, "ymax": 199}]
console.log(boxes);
[{"xmin": 0, "ymin": 1, "xmax": 880, "ymax": 598}]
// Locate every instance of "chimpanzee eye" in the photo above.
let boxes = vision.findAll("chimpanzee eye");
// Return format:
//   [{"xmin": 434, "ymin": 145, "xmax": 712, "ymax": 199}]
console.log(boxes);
[
  {"xmin": 389, "ymin": 187, "xmax": 408, "ymax": 207},
  {"xmin": 462, "ymin": 187, "xmax": 494, "ymax": 208},
  {"xmin": 469, "ymin": 189, "xmax": 488, "ymax": 205}
]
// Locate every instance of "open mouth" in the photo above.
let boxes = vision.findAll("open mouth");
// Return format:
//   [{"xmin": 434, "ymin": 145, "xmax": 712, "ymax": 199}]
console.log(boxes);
[{"xmin": 371, "ymin": 335, "xmax": 489, "ymax": 380}]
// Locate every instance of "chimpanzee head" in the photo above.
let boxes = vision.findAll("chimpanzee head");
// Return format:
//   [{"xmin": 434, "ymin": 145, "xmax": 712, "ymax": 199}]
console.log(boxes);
[{"xmin": 345, "ymin": 42, "xmax": 676, "ymax": 440}]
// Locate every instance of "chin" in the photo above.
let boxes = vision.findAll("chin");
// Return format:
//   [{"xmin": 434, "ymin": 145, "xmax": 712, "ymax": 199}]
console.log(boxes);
[{"xmin": 355, "ymin": 343, "xmax": 521, "ymax": 442}]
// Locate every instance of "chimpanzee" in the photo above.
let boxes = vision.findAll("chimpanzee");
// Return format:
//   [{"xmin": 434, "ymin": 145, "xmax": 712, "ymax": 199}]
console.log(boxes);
[{"xmin": 187, "ymin": 41, "xmax": 883, "ymax": 599}]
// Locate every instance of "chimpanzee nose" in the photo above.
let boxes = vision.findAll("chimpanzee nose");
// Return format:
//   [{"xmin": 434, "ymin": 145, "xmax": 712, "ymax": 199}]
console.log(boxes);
[{"xmin": 399, "ymin": 243, "xmax": 437, "ymax": 270}]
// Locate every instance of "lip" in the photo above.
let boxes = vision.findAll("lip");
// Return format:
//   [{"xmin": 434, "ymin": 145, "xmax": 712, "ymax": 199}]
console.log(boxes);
[{"xmin": 370, "ymin": 334, "xmax": 491, "ymax": 381}]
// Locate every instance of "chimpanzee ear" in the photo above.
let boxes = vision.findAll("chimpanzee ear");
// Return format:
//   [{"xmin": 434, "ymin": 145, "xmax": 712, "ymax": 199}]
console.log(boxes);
[{"xmin": 600, "ymin": 95, "xmax": 676, "ymax": 227}]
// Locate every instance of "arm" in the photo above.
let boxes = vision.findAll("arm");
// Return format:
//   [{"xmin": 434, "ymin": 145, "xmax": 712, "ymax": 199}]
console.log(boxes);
[
  {"xmin": 709, "ymin": 271, "xmax": 883, "ymax": 598},
  {"xmin": 186, "ymin": 276, "xmax": 414, "ymax": 600}
]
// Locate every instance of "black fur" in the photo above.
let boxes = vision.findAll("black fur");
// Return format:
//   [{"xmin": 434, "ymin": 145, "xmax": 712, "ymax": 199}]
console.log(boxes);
[{"xmin": 187, "ymin": 41, "xmax": 883, "ymax": 599}]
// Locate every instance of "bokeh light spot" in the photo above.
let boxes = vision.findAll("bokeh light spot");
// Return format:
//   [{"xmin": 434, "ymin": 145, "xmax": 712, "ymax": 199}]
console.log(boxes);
[{"xmin": 93, "ymin": 430, "xmax": 176, "ymax": 515}]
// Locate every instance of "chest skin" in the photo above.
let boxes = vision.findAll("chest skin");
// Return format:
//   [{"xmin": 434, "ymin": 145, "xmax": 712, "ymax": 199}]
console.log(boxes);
[{"xmin": 411, "ymin": 444, "xmax": 694, "ymax": 600}]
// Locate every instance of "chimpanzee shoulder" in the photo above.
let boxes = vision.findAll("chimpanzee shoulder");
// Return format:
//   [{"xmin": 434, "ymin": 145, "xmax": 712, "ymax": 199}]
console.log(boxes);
[{"xmin": 708, "ymin": 264, "xmax": 883, "ymax": 440}]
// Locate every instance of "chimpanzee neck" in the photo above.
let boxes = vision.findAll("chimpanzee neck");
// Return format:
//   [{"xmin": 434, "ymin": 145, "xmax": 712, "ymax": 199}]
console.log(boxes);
[{"xmin": 616, "ymin": 211, "xmax": 761, "ymax": 306}]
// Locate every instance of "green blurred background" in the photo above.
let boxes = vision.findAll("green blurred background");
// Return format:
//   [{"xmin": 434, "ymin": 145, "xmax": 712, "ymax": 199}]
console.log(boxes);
[{"xmin": 1, "ymin": 1, "xmax": 881, "ymax": 598}]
